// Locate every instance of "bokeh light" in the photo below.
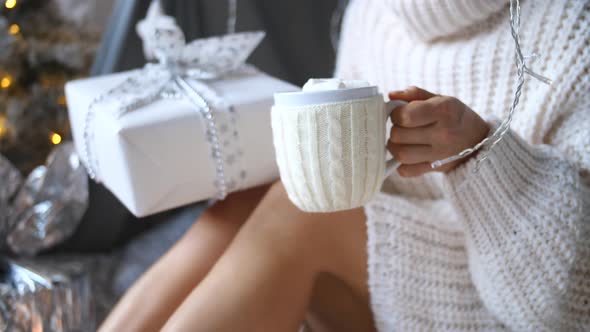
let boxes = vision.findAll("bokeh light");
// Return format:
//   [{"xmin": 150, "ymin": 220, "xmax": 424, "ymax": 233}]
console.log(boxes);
[
  {"xmin": 50, "ymin": 132, "xmax": 62, "ymax": 145},
  {"xmin": 5, "ymin": 0, "xmax": 16, "ymax": 10}
]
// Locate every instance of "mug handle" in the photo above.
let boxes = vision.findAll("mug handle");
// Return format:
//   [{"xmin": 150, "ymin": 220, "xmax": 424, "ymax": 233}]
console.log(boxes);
[{"xmin": 383, "ymin": 99, "xmax": 407, "ymax": 178}]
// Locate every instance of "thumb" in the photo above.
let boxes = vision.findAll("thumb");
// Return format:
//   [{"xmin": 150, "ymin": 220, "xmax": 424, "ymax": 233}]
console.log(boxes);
[{"xmin": 389, "ymin": 86, "xmax": 437, "ymax": 102}]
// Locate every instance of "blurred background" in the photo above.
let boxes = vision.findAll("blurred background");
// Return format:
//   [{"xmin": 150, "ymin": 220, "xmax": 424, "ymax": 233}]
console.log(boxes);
[{"xmin": 0, "ymin": 0, "xmax": 344, "ymax": 330}]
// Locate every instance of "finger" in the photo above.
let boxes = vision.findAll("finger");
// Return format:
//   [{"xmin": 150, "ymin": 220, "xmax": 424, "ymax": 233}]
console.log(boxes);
[
  {"xmin": 390, "ymin": 101, "xmax": 438, "ymax": 128},
  {"xmin": 397, "ymin": 162, "xmax": 433, "ymax": 178},
  {"xmin": 387, "ymin": 142, "xmax": 434, "ymax": 165},
  {"xmin": 388, "ymin": 86, "xmax": 438, "ymax": 102},
  {"xmin": 389, "ymin": 126, "xmax": 434, "ymax": 145}
]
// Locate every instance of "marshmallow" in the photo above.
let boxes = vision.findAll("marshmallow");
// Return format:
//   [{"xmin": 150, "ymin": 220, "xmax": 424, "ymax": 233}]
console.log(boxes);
[{"xmin": 301, "ymin": 78, "xmax": 371, "ymax": 92}]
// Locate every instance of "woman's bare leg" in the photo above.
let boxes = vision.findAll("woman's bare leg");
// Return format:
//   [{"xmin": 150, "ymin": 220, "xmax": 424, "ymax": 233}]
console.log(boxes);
[
  {"xmin": 98, "ymin": 185, "xmax": 270, "ymax": 332},
  {"xmin": 162, "ymin": 182, "xmax": 376, "ymax": 332},
  {"xmin": 305, "ymin": 272, "xmax": 376, "ymax": 332}
]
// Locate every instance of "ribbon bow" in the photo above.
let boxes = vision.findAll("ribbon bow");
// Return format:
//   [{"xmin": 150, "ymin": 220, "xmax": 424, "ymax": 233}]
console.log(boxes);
[
  {"xmin": 137, "ymin": 1, "xmax": 263, "ymax": 79},
  {"xmin": 83, "ymin": 0, "xmax": 265, "ymax": 200}
]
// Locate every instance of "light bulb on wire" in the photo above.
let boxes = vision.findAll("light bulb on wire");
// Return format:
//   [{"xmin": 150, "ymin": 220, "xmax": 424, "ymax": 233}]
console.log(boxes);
[
  {"xmin": 50, "ymin": 132, "xmax": 62, "ymax": 145},
  {"xmin": 5, "ymin": 0, "xmax": 16, "ymax": 9},
  {"xmin": 0, "ymin": 75, "xmax": 12, "ymax": 89},
  {"xmin": 57, "ymin": 95, "xmax": 67, "ymax": 106},
  {"xmin": 8, "ymin": 24, "xmax": 19, "ymax": 35},
  {"xmin": 0, "ymin": 115, "xmax": 6, "ymax": 138}
]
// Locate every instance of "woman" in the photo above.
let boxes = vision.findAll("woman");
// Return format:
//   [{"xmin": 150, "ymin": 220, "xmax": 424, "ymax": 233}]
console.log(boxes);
[{"xmin": 100, "ymin": 0, "xmax": 590, "ymax": 331}]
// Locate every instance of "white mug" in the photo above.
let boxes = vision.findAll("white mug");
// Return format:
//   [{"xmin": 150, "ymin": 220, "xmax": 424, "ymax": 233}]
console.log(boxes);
[{"xmin": 271, "ymin": 86, "xmax": 404, "ymax": 212}]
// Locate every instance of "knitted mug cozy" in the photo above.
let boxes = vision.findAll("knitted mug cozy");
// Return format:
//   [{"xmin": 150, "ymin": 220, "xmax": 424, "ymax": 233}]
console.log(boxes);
[{"xmin": 272, "ymin": 95, "xmax": 397, "ymax": 212}]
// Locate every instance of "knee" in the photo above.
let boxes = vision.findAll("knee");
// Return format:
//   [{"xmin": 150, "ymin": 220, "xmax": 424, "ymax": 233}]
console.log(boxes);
[
  {"xmin": 199, "ymin": 184, "xmax": 271, "ymax": 227},
  {"xmin": 266, "ymin": 180, "xmax": 290, "ymax": 203},
  {"xmin": 249, "ymin": 181, "xmax": 367, "ymax": 273},
  {"xmin": 200, "ymin": 199, "xmax": 240, "ymax": 226},
  {"xmin": 187, "ymin": 201, "xmax": 242, "ymax": 240},
  {"xmin": 239, "ymin": 181, "xmax": 322, "ymax": 263}
]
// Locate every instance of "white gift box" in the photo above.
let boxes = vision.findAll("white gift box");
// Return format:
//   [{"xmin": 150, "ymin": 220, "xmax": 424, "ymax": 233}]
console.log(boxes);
[{"xmin": 66, "ymin": 70, "xmax": 298, "ymax": 217}]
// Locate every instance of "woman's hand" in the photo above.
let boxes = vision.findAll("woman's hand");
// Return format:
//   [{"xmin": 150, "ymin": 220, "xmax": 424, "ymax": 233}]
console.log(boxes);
[{"xmin": 387, "ymin": 86, "xmax": 490, "ymax": 177}]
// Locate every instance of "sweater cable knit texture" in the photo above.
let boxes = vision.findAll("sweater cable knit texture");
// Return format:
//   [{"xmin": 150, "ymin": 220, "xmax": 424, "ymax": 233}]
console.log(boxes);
[{"xmin": 335, "ymin": 0, "xmax": 590, "ymax": 331}]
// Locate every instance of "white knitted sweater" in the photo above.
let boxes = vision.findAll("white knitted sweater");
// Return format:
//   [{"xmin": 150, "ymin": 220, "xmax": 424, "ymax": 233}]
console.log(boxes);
[{"xmin": 335, "ymin": 0, "xmax": 590, "ymax": 331}]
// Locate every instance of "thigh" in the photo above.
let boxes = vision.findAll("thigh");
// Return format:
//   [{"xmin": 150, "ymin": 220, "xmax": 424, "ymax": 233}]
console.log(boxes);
[
  {"xmin": 243, "ymin": 182, "xmax": 369, "ymax": 299},
  {"xmin": 243, "ymin": 182, "xmax": 375, "ymax": 330},
  {"xmin": 183, "ymin": 184, "xmax": 272, "ymax": 245},
  {"xmin": 162, "ymin": 182, "xmax": 374, "ymax": 332},
  {"xmin": 306, "ymin": 272, "xmax": 377, "ymax": 332},
  {"xmin": 99, "ymin": 185, "xmax": 270, "ymax": 332}
]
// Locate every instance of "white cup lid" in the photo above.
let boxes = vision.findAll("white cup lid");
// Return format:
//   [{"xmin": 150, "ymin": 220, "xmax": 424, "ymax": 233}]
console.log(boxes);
[{"xmin": 274, "ymin": 86, "xmax": 379, "ymax": 108}]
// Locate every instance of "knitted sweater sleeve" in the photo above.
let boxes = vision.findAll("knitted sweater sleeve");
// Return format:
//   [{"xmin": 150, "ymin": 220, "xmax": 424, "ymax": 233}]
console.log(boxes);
[{"xmin": 443, "ymin": 96, "xmax": 590, "ymax": 330}]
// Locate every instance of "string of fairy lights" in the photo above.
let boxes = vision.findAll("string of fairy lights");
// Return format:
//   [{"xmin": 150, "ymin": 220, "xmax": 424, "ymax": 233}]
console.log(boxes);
[{"xmin": 0, "ymin": 0, "xmax": 63, "ymax": 146}]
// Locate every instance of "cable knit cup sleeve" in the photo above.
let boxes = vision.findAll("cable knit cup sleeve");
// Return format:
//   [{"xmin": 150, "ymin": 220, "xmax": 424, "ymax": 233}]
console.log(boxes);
[{"xmin": 442, "ymin": 114, "xmax": 590, "ymax": 330}]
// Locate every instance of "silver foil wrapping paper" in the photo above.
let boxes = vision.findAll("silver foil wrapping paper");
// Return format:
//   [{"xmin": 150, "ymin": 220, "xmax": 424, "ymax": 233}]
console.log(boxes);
[
  {"xmin": 0, "ymin": 258, "xmax": 95, "ymax": 332},
  {"xmin": 0, "ymin": 154, "xmax": 23, "ymax": 241},
  {"xmin": 2, "ymin": 143, "xmax": 89, "ymax": 256},
  {"xmin": 0, "ymin": 144, "xmax": 102, "ymax": 331}
]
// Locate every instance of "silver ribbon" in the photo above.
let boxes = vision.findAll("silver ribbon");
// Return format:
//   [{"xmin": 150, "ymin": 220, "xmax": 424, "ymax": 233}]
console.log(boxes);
[{"xmin": 82, "ymin": 0, "xmax": 264, "ymax": 199}]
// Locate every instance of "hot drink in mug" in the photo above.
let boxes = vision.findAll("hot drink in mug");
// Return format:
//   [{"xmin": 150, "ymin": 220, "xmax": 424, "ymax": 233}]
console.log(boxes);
[{"xmin": 271, "ymin": 79, "xmax": 405, "ymax": 212}]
